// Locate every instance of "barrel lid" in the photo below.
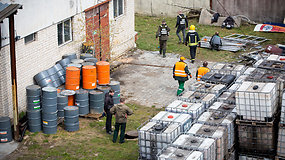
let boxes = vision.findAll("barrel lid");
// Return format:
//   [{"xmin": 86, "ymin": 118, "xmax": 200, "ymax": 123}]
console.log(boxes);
[
  {"xmin": 67, "ymin": 64, "xmax": 81, "ymax": 69},
  {"xmin": 84, "ymin": 57, "xmax": 97, "ymax": 62},
  {"xmin": 82, "ymin": 65, "xmax": 96, "ymax": 69},
  {"xmin": 97, "ymin": 86, "xmax": 111, "ymax": 90},
  {"xmin": 96, "ymin": 61, "xmax": 109, "ymax": 66},
  {"xmin": 64, "ymin": 106, "xmax": 78, "ymax": 111},
  {"xmin": 175, "ymin": 153, "xmax": 184, "ymax": 157},
  {"xmin": 26, "ymin": 85, "xmax": 41, "ymax": 90},
  {"xmin": 0, "ymin": 116, "xmax": 10, "ymax": 123},
  {"xmin": 109, "ymin": 81, "xmax": 120, "ymax": 86},
  {"xmin": 82, "ymin": 62, "xmax": 95, "ymax": 66},
  {"xmin": 42, "ymin": 87, "xmax": 57, "ymax": 92},
  {"xmin": 76, "ymin": 89, "xmax": 89, "ymax": 95},
  {"xmin": 89, "ymin": 90, "xmax": 104, "ymax": 95},
  {"xmin": 61, "ymin": 90, "xmax": 76, "ymax": 96},
  {"xmin": 57, "ymin": 93, "xmax": 67, "ymax": 98},
  {"xmin": 71, "ymin": 59, "xmax": 84, "ymax": 64},
  {"xmin": 182, "ymin": 104, "xmax": 188, "ymax": 108}
]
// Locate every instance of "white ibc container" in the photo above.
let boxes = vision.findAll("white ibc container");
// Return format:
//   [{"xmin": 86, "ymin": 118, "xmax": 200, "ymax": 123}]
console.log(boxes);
[
  {"xmin": 211, "ymin": 63, "xmax": 246, "ymax": 77},
  {"xmin": 179, "ymin": 91, "xmax": 216, "ymax": 109},
  {"xmin": 235, "ymin": 81, "xmax": 277, "ymax": 121},
  {"xmin": 166, "ymin": 101, "xmax": 205, "ymax": 120},
  {"xmin": 157, "ymin": 146, "xmax": 203, "ymax": 160},
  {"xmin": 281, "ymin": 92, "xmax": 285, "ymax": 123},
  {"xmin": 187, "ymin": 123, "xmax": 227, "ymax": 160},
  {"xmin": 209, "ymin": 102, "xmax": 237, "ymax": 114},
  {"xmin": 172, "ymin": 134, "xmax": 216, "ymax": 160},
  {"xmin": 217, "ymin": 91, "xmax": 235, "ymax": 104},
  {"xmin": 243, "ymin": 67, "xmax": 256, "ymax": 76},
  {"xmin": 151, "ymin": 111, "xmax": 192, "ymax": 132},
  {"xmin": 235, "ymin": 75, "xmax": 248, "ymax": 84},
  {"xmin": 267, "ymin": 54, "xmax": 279, "ymax": 61},
  {"xmin": 197, "ymin": 111, "xmax": 236, "ymax": 150},
  {"xmin": 138, "ymin": 121, "xmax": 181, "ymax": 160},
  {"xmin": 189, "ymin": 82, "xmax": 226, "ymax": 96},
  {"xmin": 253, "ymin": 59, "xmax": 264, "ymax": 68},
  {"xmin": 228, "ymin": 83, "xmax": 241, "ymax": 93},
  {"xmin": 211, "ymin": 63, "xmax": 225, "ymax": 70},
  {"xmin": 277, "ymin": 125, "xmax": 285, "ymax": 157}
]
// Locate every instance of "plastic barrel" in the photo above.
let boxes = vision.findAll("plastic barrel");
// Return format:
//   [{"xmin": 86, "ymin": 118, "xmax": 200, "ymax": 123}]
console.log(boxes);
[
  {"xmin": 57, "ymin": 93, "xmax": 68, "ymax": 118},
  {"xmin": 109, "ymin": 81, "xmax": 120, "ymax": 104},
  {"xmin": 89, "ymin": 90, "xmax": 104, "ymax": 114},
  {"xmin": 0, "ymin": 117, "xmax": 12, "ymax": 143},
  {"xmin": 34, "ymin": 70, "xmax": 53, "ymax": 88},
  {"xmin": 65, "ymin": 66, "xmax": 80, "ymax": 91},
  {"xmin": 96, "ymin": 61, "xmax": 110, "ymax": 85},
  {"xmin": 27, "ymin": 110, "xmax": 42, "ymax": 132},
  {"xmin": 97, "ymin": 86, "xmax": 111, "ymax": 95},
  {"xmin": 64, "ymin": 106, "xmax": 79, "ymax": 132},
  {"xmin": 58, "ymin": 58, "xmax": 71, "ymax": 69},
  {"xmin": 62, "ymin": 53, "xmax": 77, "ymax": 60},
  {"xmin": 26, "ymin": 85, "xmax": 41, "ymax": 111},
  {"xmin": 84, "ymin": 57, "xmax": 98, "ymax": 65},
  {"xmin": 61, "ymin": 90, "xmax": 76, "ymax": 106},
  {"xmin": 80, "ymin": 53, "xmax": 93, "ymax": 60},
  {"xmin": 75, "ymin": 89, "xmax": 89, "ymax": 115},
  {"xmin": 82, "ymin": 65, "xmax": 97, "ymax": 89},
  {"xmin": 71, "ymin": 59, "xmax": 84, "ymax": 64}
]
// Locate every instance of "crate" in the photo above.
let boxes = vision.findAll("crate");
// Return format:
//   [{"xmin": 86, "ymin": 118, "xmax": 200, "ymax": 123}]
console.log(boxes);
[
  {"xmin": 157, "ymin": 146, "xmax": 203, "ymax": 160},
  {"xmin": 188, "ymin": 81, "xmax": 226, "ymax": 96},
  {"xmin": 178, "ymin": 91, "xmax": 216, "ymax": 109},
  {"xmin": 236, "ymin": 117, "xmax": 278, "ymax": 155},
  {"xmin": 235, "ymin": 81, "xmax": 278, "ymax": 121}
]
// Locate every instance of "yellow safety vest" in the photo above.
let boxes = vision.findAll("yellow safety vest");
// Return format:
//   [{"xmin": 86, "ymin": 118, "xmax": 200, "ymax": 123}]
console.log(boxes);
[
  {"xmin": 174, "ymin": 62, "xmax": 188, "ymax": 77},
  {"xmin": 197, "ymin": 67, "xmax": 210, "ymax": 81}
]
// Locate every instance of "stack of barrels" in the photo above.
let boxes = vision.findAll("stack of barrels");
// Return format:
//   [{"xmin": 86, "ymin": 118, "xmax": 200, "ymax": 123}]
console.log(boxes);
[
  {"xmin": 64, "ymin": 106, "xmax": 79, "ymax": 132},
  {"xmin": 57, "ymin": 93, "xmax": 68, "ymax": 118},
  {"xmin": 41, "ymin": 87, "xmax": 58, "ymax": 134},
  {"xmin": 89, "ymin": 90, "xmax": 104, "ymax": 114},
  {"xmin": 0, "ymin": 117, "xmax": 12, "ymax": 143},
  {"xmin": 26, "ymin": 85, "xmax": 42, "ymax": 132},
  {"xmin": 61, "ymin": 90, "xmax": 76, "ymax": 106}
]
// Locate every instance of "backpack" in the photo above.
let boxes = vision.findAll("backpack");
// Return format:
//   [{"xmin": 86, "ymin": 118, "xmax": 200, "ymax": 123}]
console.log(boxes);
[
  {"xmin": 211, "ymin": 13, "xmax": 220, "ymax": 23},
  {"xmin": 222, "ymin": 16, "xmax": 235, "ymax": 29}
]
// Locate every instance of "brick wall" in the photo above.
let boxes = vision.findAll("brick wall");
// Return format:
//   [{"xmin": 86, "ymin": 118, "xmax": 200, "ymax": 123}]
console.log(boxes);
[{"xmin": 0, "ymin": 13, "xmax": 86, "ymax": 118}]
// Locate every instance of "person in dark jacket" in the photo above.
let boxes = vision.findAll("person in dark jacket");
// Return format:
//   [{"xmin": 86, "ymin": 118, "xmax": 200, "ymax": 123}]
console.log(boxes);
[
  {"xmin": 156, "ymin": 19, "xmax": 171, "ymax": 58},
  {"xmin": 110, "ymin": 98, "xmax": 133, "ymax": 144},
  {"xmin": 209, "ymin": 32, "xmax": 222, "ymax": 51},
  {"xmin": 185, "ymin": 25, "xmax": 200, "ymax": 63},
  {"xmin": 104, "ymin": 89, "xmax": 115, "ymax": 134},
  {"xmin": 175, "ymin": 10, "xmax": 188, "ymax": 44},
  {"xmin": 173, "ymin": 57, "xmax": 192, "ymax": 96}
]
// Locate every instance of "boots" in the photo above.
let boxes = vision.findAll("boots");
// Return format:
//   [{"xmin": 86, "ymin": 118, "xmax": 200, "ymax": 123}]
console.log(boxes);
[{"xmin": 159, "ymin": 48, "xmax": 162, "ymax": 55}]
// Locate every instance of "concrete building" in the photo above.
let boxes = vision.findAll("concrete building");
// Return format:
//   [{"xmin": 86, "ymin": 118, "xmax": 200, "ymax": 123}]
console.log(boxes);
[{"xmin": 0, "ymin": 0, "xmax": 136, "ymax": 118}]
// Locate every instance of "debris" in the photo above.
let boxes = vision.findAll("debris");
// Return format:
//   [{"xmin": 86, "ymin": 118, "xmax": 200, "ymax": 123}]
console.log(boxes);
[
  {"xmin": 254, "ymin": 24, "xmax": 285, "ymax": 32},
  {"xmin": 223, "ymin": 34, "xmax": 269, "ymax": 45},
  {"xmin": 200, "ymin": 36, "xmax": 245, "ymax": 52}
]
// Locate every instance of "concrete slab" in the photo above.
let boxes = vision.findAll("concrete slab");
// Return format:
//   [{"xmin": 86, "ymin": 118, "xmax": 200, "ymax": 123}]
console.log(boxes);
[
  {"xmin": 0, "ymin": 141, "xmax": 19, "ymax": 160},
  {"xmin": 112, "ymin": 50, "xmax": 214, "ymax": 108}
]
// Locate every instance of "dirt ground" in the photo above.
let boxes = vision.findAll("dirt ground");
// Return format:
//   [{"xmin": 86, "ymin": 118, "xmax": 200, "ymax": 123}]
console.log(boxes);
[{"xmin": 111, "ymin": 49, "xmax": 214, "ymax": 108}]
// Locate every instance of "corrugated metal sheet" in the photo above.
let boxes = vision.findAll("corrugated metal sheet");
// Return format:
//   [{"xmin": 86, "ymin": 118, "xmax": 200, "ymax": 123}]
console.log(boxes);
[{"xmin": 212, "ymin": 0, "xmax": 285, "ymax": 23}]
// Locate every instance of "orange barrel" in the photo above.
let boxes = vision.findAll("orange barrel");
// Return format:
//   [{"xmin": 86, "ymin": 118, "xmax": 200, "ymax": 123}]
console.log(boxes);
[
  {"xmin": 96, "ymin": 61, "xmax": 110, "ymax": 85},
  {"xmin": 82, "ymin": 65, "xmax": 97, "ymax": 89},
  {"xmin": 61, "ymin": 90, "xmax": 75, "ymax": 106},
  {"xmin": 65, "ymin": 66, "xmax": 80, "ymax": 90}
]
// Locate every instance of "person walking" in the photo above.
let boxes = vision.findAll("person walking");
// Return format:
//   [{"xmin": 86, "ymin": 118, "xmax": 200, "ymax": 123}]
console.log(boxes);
[
  {"xmin": 156, "ymin": 19, "xmax": 170, "ymax": 58},
  {"xmin": 185, "ymin": 25, "xmax": 200, "ymax": 63},
  {"xmin": 196, "ymin": 61, "xmax": 210, "ymax": 81},
  {"xmin": 210, "ymin": 32, "xmax": 222, "ymax": 51},
  {"xmin": 173, "ymin": 57, "xmax": 192, "ymax": 96},
  {"xmin": 175, "ymin": 10, "xmax": 188, "ymax": 44},
  {"xmin": 104, "ymin": 89, "xmax": 115, "ymax": 135},
  {"xmin": 110, "ymin": 98, "xmax": 133, "ymax": 144}
]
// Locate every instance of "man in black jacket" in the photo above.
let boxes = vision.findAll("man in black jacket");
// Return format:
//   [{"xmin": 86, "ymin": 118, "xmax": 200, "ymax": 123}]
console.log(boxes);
[
  {"xmin": 175, "ymin": 10, "xmax": 188, "ymax": 44},
  {"xmin": 104, "ymin": 89, "xmax": 114, "ymax": 134}
]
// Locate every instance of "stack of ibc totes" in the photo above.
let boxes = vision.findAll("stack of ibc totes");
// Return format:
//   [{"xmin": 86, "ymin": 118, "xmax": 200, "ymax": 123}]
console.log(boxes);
[
  {"xmin": 178, "ymin": 91, "xmax": 216, "ymax": 109},
  {"xmin": 187, "ymin": 123, "xmax": 227, "ymax": 160},
  {"xmin": 165, "ymin": 100, "xmax": 205, "ymax": 120},
  {"xmin": 277, "ymin": 91, "xmax": 285, "ymax": 158},
  {"xmin": 211, "ymin": 63, "xmax": 246, "ymax": 78},
  {"xmin": 235, "ymin": 81, "xmax": 278, "ymax": 156},
  {"xmin": 188, "ymin": 81, "xmax": 226, "ymax": 97},
  {"xmin": 217, "ymin": 91, "xmax": 236, "ymax": 104},
  {"xmin": 172, "ymin": 134, "xmax": 216, "ymax": 160},
  {"xmin": 157, "ymin": 146, "xmax": 204, "ymax": 160}
]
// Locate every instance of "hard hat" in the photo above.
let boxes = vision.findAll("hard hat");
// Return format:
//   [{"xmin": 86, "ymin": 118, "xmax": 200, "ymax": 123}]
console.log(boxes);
[
  {"xmin": 190, "ymin": 25, "xmax": 195, "ymax": 31},
  {"xmin": 180, "ymin": 57, "xmax": 186, "ymax": 60},
  {"xmin": 203, "ymin": 61, "xmax": 208, "ymax": 67}
]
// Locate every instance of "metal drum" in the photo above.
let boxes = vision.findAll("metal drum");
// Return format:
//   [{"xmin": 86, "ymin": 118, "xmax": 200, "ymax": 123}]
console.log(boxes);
[
  {"xmin": 109, "ymin": 81, "xmax": 120, "ymax": 104},
  {"xmin": 26, "ymin": 85, "xmax": 41, "ymax": 111},
  {"xmin": 58, "ymin": 58, "xmax": 71, "ymax": 69},
  {"xmin": 0, "ymin": 117, "xmax": 12, "ymax": 143},
  {"xmin": 67, "ymin": 63, "xmax": 82, "ymax": 69},
  {"xmin": 61, "ymin": 90, "xmax": 76, "ymax": 106},
  {"xmin": 47, "ymin": 67, "xmax": 61, "ymax": 87},
  {"xmin": 97, "ymin": 86, "xmax": 111, "ymax": 95},
  {"xmin": 64, "ymin": 106, "xmax": 79, "ymax": 132},
  {"xmin": 89, "ymin": 90, "xmax": 104, "ymax": 114},
  {"xmin": 82, "ymin": 62, "xmax": 95, "ymax": 66},
  {"xmin": 42, "ymin": 87, "xmax": 57, "ymax": 113},
  {"xmin": 57, "ymin": 93, "xmax": 68, "ymax": 118},
  {"xmin": 84, "ymin": 57, "xmax": 98, "ymax": 65},
  {"xmin": 62, "ymin": 53, "xmax": 77, "ymax": 60},
  {"xmin": 75, "ymin": 89, "xmax": 89, "ymax": 115},
  {"xmin": 53, "ymin": 63, "xmax": 65, "ymax": 84},
  {"xmin": 80, "ymin": 53, "xmax": 93, "ymax": 60},
  {"xmin": 27, "ymin": 110, "xmax": 42, "ymax": 132},
  {"xmin": 71, "ymin": 59, "xmax": 84, "ymax": 64},
  {"xmin": 34, "ymin": 70, "xmax": 53, "ymax": 88}
]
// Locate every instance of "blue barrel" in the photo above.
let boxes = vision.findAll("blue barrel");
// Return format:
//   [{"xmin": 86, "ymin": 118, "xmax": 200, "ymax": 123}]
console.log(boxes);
[
  {"xmin": 26, "ymin": 85, "xmax": 41, "ymax": 111},
  {"xmin": 75, "ymin": 89, "xmax": 89, "ymax": 115},
  {"xmin": 62, "ymin": 53, "xmax": 77, "ymax": 60},
  {"xmin": 64, "ymin": 106, "xmax": 79, "ymax": 132},
  {"xmin": 80, "ymin": 53, "xmax": 93, "ymax": 60},
  {"xmin": 109, "ymin": 81, "xmax": 120, "ymax": 104},
  {"xmin": 71, "ymin": 59, "xmax": 84, "ymax": 64},
  {"xmin": 34, "ymin": 70, "xmax": 53, "ymax": 88},
  {"xmin": 0, "ymin": 117, "xmax": 12, "ymax": 143},
  {"xmin": 84, "ymin": 57, "xmax": 98, "ymax": 65},
  {"xmin": 57, "ymin": 93, "xmax": 68, "ymax": 118},
  {"xmin": 89, "ymin": 90, "xmax": 104, "ymax": 114},
  {"xmin": 27, "ymin": 110, "xmax": 41, "ymax": 132}
]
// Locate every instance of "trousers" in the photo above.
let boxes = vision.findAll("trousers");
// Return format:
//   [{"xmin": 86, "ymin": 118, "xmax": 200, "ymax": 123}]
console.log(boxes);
[
  {"xmin": 176, "ymin": 27, "xmax": 186, "ymax": 43},
  {"xmin": 177, "ymin": 80, "xmax": 185, "ymax": 96},
  {"xmin": 113, "ymin": 123, "xmax": 126, "ymax": 143},
  {"xmin": 105, "ymin": 110, "xmax": 112, "ymax": 132},
  {"xmin": 189, "ymin": 46, "xmax": 197, "ymax": 60}
]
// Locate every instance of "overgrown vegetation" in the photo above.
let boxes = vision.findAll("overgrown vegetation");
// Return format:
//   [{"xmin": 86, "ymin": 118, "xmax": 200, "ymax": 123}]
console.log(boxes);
[
  {"xmin": 135, "ymin": 14, "xmax": 285, "ymax": 62},
  {"xmin": 8, "ymin": 104, "xmax": 162, "ymax": 160}
]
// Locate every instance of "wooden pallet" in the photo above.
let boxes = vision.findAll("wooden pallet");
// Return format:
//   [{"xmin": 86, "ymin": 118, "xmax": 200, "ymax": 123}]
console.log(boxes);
[
  {"xmin": 236, "ymin": 119, "xmax": 275, "ymax": 126},
  {"xmin": 80, "ymin": 113, "xmax": 102, "ymax": 120}
]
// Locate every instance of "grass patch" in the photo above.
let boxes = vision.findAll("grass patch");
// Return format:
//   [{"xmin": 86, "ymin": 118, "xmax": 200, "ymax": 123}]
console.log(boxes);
[{"xmin": 135, "ymin": 14, "xmax": 285, "ymax": 62}]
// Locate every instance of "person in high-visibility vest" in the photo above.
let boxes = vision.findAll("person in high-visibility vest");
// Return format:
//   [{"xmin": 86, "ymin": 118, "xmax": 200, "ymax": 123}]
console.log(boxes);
[
  {"xmin": 196, "ymin": 61, "xmax": 210, "ymax": 81},
  {"xmin": 173, "ymin": 57, "xmax": 192, "ymax": 96},
  {"xmin": 185, "ymin": 25, "xmax": 200, "ymax": 63},
  {"xmin": 156, "ymin": 19, "xmax": 170, "ymax": 58}
]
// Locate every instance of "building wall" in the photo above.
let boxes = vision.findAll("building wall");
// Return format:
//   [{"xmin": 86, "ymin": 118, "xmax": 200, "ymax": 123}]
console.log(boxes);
[
  {"xmin": 134, "ymin": 0, "xmax": 210, "ymax": 17},
  {"xmin": 0, "ymin": 13, "xmax": 86, "ymax": 117},
  {"xmin": 109, "ymin": 0, "xmax": 137, "ymax": 59}
]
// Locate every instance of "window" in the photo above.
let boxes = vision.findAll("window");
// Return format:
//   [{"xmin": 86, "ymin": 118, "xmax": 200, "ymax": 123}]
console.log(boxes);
[
  {"xmin": 113, "ymin": 0, "xmax": 123, "ymax": 18},
  {"xmin": 24, "ymin": 33, "xmax": 36, "ymax": 44},
  {"xmin": 57, "ymin": 18, "xmax": 72, "ymax": 45}
]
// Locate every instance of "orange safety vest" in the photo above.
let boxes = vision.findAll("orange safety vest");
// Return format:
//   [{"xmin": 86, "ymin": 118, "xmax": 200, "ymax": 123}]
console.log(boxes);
[
  {"xmin": 174, "ymin": 62, "xmax": 188, "ymax": 77},
  {"xmin": 197, "ymin": 67, "xmax": 210, "ymax": 81}
]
